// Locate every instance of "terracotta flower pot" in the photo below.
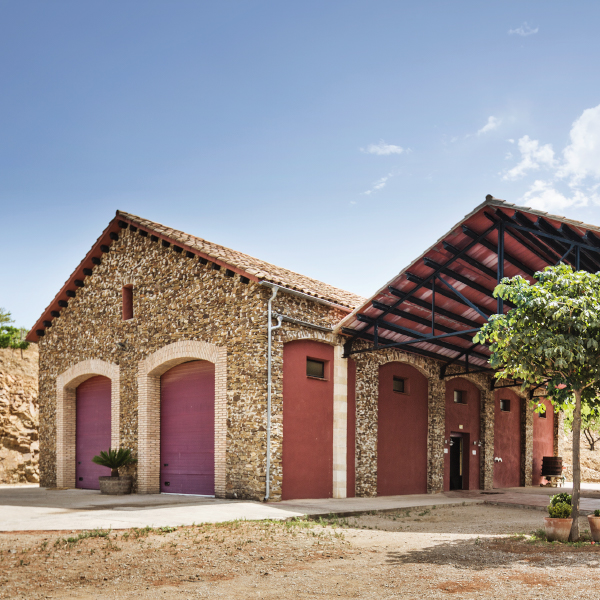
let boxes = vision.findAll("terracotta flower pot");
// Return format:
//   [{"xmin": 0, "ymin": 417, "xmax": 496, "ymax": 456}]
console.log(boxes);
[
  {"xmin": 544, "ymin": 517, "xmax": 573, "ymax": 542},
  {"xmin": 99, "ymin": 475, "xmax": 133, "ymax": 495},
  {"xmin": 588, "ymin": 516, "xmax": 600, "ymax": 542}
]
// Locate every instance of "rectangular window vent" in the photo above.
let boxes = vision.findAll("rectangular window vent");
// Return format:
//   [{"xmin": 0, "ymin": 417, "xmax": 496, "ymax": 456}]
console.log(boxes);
[
  {"xmin": 122, "ymin": 285, "xmax": 133, "ymax": 320},
  {"xmin": 500, "ymin": 399, "xmax": 510, "ymax": 412},
  {"xmin": 454, "ymin": 390, "xmax": 467, "ymax": 404},
  {"xmin": 306, "ymin": 359, "xmax": 325, "ymax": 379},
  {"xmin": 393, "ymin": 377, "xmax": 406, "ymax": 394},
  {"xmin": 539, "ymin": 409, "xmax": 547, "ymax": 419}
]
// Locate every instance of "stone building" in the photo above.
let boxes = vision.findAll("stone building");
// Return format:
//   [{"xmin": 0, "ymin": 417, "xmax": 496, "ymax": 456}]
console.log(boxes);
[{"xmin": 29, "ymin": 196, "xmax": 596, "ymax": 500}]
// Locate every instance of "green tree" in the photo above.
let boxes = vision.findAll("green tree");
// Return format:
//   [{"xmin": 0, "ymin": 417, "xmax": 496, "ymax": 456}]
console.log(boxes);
[
  {"xmin": 0, "ymin": 307, "xmax": 13, "ymax": 327},
  {"xmin": 474, "ymin": 264, "xmax": 600, "ymax": 540},
  {"xmin": 0, "ymin": 309, "xmax": 30, "ymax": 357}
]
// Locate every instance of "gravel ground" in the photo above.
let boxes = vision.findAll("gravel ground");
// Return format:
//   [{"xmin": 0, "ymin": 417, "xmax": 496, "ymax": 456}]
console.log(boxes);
[{"xmin": 1, "ymin": 504, "xmax": 600, "ymax": 599}]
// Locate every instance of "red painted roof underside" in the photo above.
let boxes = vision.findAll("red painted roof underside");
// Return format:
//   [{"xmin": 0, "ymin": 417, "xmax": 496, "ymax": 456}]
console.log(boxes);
[{"xmin": 335, "ymin": 197, "xmax": 600, "ymax": 367}]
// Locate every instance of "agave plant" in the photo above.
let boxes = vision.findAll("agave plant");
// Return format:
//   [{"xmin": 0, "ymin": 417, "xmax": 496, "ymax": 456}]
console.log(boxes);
[{"xmin": 92, "ymin": 448, "xmax": 137, "ymax": 477}]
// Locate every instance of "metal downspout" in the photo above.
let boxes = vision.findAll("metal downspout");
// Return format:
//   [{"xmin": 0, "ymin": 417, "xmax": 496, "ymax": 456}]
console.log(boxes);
[{"xmin": 264, "ymin": 287, "xmax": 282, "ymax": 502}]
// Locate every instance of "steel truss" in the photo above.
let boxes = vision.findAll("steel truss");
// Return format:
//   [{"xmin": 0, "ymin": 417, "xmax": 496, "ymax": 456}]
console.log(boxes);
[{"xmin": 342, "ymin": 207, "xmax": 600, "ymax": 382}]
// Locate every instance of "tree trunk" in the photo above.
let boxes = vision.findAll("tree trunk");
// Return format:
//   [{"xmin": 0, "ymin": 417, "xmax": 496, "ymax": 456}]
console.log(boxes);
[
  {"xmin": 111, "ymin": 468, "xmax": 119, "ymax": 478},
  {"xmin": 570, "ymin": 389, "xmax": 582, "ymax": 541}
]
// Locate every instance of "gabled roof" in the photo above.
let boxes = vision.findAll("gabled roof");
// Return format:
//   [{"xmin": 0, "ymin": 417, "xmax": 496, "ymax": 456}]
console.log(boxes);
[
  {"xmin": 27, "ymin": 210, "xmax": 365, "ymax": 342},
  {"xmin": 336, "ymin": 196, "xmax": 600, "ymax": 370}
]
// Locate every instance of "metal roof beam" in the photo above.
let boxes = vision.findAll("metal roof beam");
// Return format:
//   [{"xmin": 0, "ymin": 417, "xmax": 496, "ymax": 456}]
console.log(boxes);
[
  {"xmin": 371, "ymin": 299, "xmax": 478, "ymax": 340},
  {"xmin": 558, "ymin": 223, "xmax": 600, "ymax": 270},
  {"xmin": 534, "ymin": 217, "xmax": 599, "ymax": 272},
  {"xmin": 386, "ymin": 285, "xmax": 481, "ymax": 327},
  {"xmin": 491, "ymin": 210, "xmax": 563, "ymax": 264},
  {"xmin": 356, "ymin": 314, "xmax": 488, "ymax": 360},
  {"xmin": 442, "ymin": 241, "xmax": 497, "ymax": 280},
  {"xmin": 387, "ymin": 286, "xmax": 483, "ymax": 329},
  {"xmin": 341, "ymin": 327, "xmax": 457, "ymax": 362},
  {"xmin": 404, "ymin": 272, "xmax": 492, "ymax": 318},
  {"xmin": 461, "ymin": 225, "xmax": 535, "ymax": 277},
  {"xmin": 422, "ymin": 257, "xmax": 515, "ymax": 308}
]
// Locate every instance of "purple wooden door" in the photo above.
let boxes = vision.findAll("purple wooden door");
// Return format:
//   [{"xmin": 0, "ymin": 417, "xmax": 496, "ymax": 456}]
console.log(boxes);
[
  {"xmin": 76, "ymin": 376, "xmax": 111, "ymax": 489},
  {"xmin": 160, "ymin": 360, "xmax": 215, "ymax": 495}
]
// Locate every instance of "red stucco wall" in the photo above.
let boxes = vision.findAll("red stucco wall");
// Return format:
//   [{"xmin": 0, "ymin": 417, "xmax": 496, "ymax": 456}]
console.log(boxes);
[
  {"xmin": 493, "ymin": 389, "xmax": 521, "ymax": 488},
  {"xmin": 532, "ymin": 397, "xmax": 555, "ymax": 486},
  {"xmin": 444, "ymin": 378, "xmax": 481, "ymax": 491},
  {"xmin": 377, "ymin": 362, "xmax": 428, "ymax": 496},
  {"xmin": 282, "ymin": 340, "xmax": 334, "ymax": 500}
]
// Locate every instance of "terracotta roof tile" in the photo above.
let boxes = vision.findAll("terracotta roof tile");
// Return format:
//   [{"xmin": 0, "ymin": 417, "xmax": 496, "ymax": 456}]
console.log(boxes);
[{"xmin": 118, "ymin": 211, "xmax": 365, "ymax": 310}]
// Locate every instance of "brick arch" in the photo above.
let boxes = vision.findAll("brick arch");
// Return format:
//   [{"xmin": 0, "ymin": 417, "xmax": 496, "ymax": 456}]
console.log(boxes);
[
  {"xmin": 279, "ymin": 328, "xmax": 341, "ymax": 346},
  {"xmin": 377, "ymin": 356, "xmax": 434, "ymax": 381},
  {"xmin": 56, "ymin": 359, "xmax": 120, "ymax": 488},
  {"xmin": 137, "ymin": 340, "xmax": 227, "ymax": 495}
]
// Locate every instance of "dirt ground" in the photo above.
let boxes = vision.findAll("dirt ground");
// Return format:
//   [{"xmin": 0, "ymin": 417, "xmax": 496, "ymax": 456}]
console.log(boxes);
[{"xmin": 2, "ymin": 504, "xmax": 600, "ymax": 599}]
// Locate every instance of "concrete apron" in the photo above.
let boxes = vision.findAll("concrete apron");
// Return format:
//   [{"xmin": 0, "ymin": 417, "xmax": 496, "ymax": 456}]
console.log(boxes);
[{"xmin": 1, "ymin": 485, "xmax": 600, "ymax": 532}]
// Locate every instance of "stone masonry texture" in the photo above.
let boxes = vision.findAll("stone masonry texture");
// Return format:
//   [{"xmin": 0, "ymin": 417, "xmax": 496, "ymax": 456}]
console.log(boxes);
[{"xmin": 37, "ymin": 222, "xmax": 550, "ymax": 500}]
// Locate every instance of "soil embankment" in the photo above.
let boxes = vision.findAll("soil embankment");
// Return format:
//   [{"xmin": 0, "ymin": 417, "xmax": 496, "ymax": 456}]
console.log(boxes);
[
  {"xmin": 0, "ymin": 345, "xmax": 39, "ymax": 483},
  {"xmin": 560, "ymin": 429, "xmax": 600, "ymax": 483}
]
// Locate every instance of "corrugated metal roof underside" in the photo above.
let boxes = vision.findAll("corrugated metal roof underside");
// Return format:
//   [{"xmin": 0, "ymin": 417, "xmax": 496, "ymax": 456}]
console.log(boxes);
[{"xmin": 338, "ymin": 197, "xmax": 600, "ymax": 367}]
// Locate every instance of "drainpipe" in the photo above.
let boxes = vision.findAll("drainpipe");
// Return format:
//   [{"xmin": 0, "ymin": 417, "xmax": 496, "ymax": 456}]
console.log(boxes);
[{"xmin": 264, "ymin": 286, "xmax": 282, "ymax": 502}]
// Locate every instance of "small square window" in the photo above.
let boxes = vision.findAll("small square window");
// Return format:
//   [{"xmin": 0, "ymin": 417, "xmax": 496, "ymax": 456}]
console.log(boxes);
[
  {"xmin": 500, "ymin": 399, "xmax": 510, "ymax": 412},
  {"xmin": 393, "ymin": 377, "xmax": 406, "ymax": 394},
  {"xmin": 454, "ymin": 390, "xmax": 467, "ymax": 404},
  {"xmin": 306, "ymin": 359, "xmax": 325, "ymax": 379},
  {"xmin": 539, "ymin": 409, "xmax": 547, "ymax": 419}
]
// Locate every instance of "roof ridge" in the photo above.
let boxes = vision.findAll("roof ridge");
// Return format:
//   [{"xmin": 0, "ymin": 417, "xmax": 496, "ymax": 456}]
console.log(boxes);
[{"xmin": 116, "ymin": 210, "xmax": 365, "ymax": 309}]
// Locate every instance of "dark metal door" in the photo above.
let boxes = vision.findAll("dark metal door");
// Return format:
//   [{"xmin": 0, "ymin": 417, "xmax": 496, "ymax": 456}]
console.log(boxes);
[
  {"xmin": 449, "ymin": 436, "xmax": 463, "ymax": 490},
  {"xmin": 160, "ymin": 360, "xmax": 215, "ymax": 495},
  {"xmin": 76, "ymin": 376, "xmax": 111, "ymax": 489}
]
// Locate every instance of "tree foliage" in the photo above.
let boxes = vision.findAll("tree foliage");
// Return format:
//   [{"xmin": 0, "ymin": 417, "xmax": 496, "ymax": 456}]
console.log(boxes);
[
  {"xmin": 474, "ymin": 264, "xmax": 600, "ymax": 540},
  {"xmin": 0, "ymin": 308, "xmax": 30, "ymax": 356}
]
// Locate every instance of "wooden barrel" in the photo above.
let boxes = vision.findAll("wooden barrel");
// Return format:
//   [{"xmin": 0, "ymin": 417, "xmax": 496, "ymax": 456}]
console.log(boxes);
[{"xmin": 541, "ymin": 456, "xmax": 563, "ymax": 477}]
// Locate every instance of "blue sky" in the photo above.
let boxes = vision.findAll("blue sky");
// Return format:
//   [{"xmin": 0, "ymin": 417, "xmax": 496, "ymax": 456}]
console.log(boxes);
[{"xmin": 3, "ymin": 1, "xmax": 600, "ymax": 328}]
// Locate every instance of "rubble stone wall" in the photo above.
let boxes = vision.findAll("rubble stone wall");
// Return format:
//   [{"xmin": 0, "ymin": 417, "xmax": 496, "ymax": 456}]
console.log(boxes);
[
  {"xmin": 37, "ymin": 226, "xmax": 344, "ymax": 500},
  {"xmin": 0, "ymin": 345, "xmax": 39, "ymax": 483}
]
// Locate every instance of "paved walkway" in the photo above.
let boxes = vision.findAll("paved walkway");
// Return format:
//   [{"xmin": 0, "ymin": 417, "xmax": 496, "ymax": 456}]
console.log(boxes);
[
  {"xmin": 2, "ymin": 483, "xmax": 599, "ymax": 532},
  {"xmin": 0, "ymin": 485, "xmax": 481, "ymax": 532}
]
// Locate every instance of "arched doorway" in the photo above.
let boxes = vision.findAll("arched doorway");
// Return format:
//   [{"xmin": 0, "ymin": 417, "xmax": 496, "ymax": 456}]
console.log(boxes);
[
  {"xmin": 282, "ymin": 340, "xmax": 334, "ymax": 500},
  {"xmin": 160, "ymin": 360, "xmax": 215, "ymax": 495},
  {"xmin": 444, "ymin": 378, "xmax": 481, "ymax": 491},
  {"xmin": 76, "ymin": 376, "xmax": 111, "ymax": 489},
  {"xmin": 533, "ymin": 397, "xmax": 554, "ymax": 486},
  {"xmin": 377, "ymin": 362, "xmax": 428, "ymax": 496},
  {"xmin": 493, "ymin": 389, "xmax": 522, "ymax": 488}
]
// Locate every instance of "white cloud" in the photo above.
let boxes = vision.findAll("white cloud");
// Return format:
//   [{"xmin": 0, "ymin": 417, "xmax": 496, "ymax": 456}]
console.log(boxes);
[
  {"xmin": 505, "ymin": 103, "xmax": 600, "ymax": 212},
  {"xmin": 361, "ymin": 140, "xmax": 405, "ymax": 155},
  {"xmin": 503, "ymin": 135, "xmax": 555, "ymax": 180},
  {"xmin": 508, "ymin": 22, "xmax": 539, "ymax": 37},
  {"xmin": 363, "ymin": 172, "xmax": 393, "ymax": 195},
  {"xmin": 477, "ymin": 116, "xmax": 501, "ymax": 135},
  {"xmin": 557, "ymin": 104, "xmax": 600, "ymax": 183}
]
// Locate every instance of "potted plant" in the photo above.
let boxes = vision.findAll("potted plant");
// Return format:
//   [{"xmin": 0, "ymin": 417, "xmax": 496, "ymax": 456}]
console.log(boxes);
[
  {"xmin": 588, "ymin": 509, "xmax": 600, "ymax": 542},
  {"xmin": 92, "ymin": 448, "xmax": 137, "ymax": 495},
  {"xmin": 544, "ymin": 493, "xmax": 573, "ymax": 542}
]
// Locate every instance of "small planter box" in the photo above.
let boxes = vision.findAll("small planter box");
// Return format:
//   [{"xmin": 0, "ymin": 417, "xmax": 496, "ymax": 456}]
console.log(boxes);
[
  {"xmin": 99, "ymin": 476, "xmax": 133, "ymax": 495},
  {"xmin": 544, "ymin": 517, "xmax": 573, "ymax": 542},
  {"xmin": 588, "ymin": 515, "xmax": 600, "ymax": 542}
]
